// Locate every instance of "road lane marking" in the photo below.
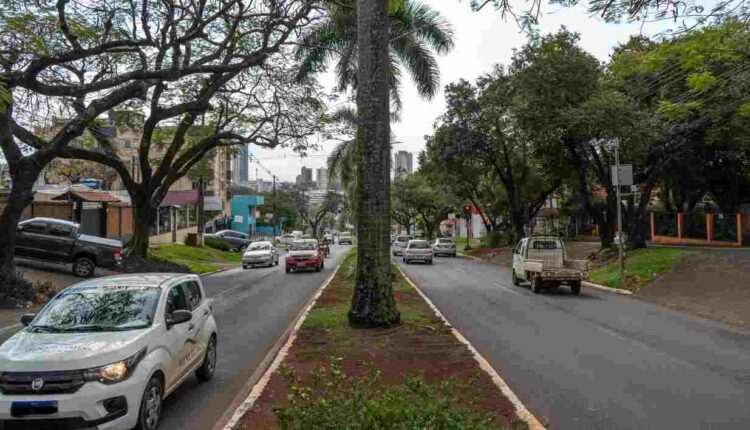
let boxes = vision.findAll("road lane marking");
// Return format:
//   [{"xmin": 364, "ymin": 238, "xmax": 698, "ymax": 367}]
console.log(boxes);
[
  {"xmin": 0, "ymin": 323, "xmax": 22, "ymax": 335},
  {"xmin": 493, "ymin": 282, "xmax": 526, "ymax": 297},
  {"xmin": 218, "ymin": 261, "xmax": 343, "ymax": 430},
  {"xmin": 210, "ymin": 270, "xmax": 276, "ymax": 300},
  {"xmin": 397, "ymin": 267, "xmax": 545, "ymax": 430}
]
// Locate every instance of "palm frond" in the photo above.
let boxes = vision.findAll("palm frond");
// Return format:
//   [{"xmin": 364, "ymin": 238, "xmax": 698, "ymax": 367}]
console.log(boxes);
[
  {"xmin": 327, "ymin": 138, "xmax": 357, "ymax": 189},
  {"xmin": 392, "ymin": 37, "xmax": 441, "ymax": 99},
  {"xmin": 391, "ymin": 2, "xmax": 455, "ymax": 54}
]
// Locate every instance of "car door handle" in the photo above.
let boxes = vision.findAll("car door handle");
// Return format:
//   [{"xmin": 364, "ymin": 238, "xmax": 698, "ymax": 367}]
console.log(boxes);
[
  {"xmin": 188, "ymin": 323, "xmax": 195, "ymax": 331},
  {"xmin": 203, "ymin": 309, "xmax": 209, "ymax": 316}
]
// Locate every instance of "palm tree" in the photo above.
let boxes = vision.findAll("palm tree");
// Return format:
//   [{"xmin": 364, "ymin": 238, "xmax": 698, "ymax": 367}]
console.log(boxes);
[
  {"xmin": 297, "ymin": 1, "xmax": 454, "ymax": 112},
  {"xmin": 302, "ymin": 1, "xmax": 453, "ymax": 327}
]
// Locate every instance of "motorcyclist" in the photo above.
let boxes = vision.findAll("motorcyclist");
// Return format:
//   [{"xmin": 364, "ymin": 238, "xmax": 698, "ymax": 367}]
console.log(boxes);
[{"xmin": 322, "ymin": 237, "xmax": 331, "ymax": 257}]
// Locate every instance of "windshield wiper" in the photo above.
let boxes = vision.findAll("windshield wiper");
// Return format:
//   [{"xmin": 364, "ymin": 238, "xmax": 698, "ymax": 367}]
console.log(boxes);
[
  {"xmin": 28, "ymin": 325, "xmax": 62, "ymax": 333},
  {"xmin": 62, "ymin": 325, "xmax": 129, "ymax": 332}
]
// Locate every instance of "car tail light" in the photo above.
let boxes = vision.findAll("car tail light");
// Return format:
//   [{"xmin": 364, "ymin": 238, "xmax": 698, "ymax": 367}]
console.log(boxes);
[{"xmin": 114, "ymin": 248, "xmax": 122, "ymax": 261}]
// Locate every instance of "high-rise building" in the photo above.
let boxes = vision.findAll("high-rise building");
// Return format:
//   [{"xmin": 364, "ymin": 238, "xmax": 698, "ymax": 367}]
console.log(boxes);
[
  {"xmin": 394, "ymin": 150, "xmax": 413, "ymax": 178},
  {"xmin": 300, "ymin": 166, "xmax": 313, "ymax": 187},
  {"xmin": 238, "ymin": 145, "xmax": 249, "ymax": 183},
  {"xmin": 316, "ymin": 167, "xmax": 328, "ymax": 190}
]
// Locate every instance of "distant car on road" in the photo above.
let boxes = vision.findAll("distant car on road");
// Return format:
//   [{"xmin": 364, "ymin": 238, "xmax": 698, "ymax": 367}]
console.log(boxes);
[
  {"xmin": 337, "ymin": 233, "xmax": 353, "ymax": 245},
  {"xmin": 204, "ymin": 230, "xmax": 251, "ymax": 252},
  {"xmin": 278, "ymin": 234, "xmax": 297, "ymax": 245},
  {"xmin": 511, "ymin": 236, "xmax": 588, "ymax": 294},
  {"xmin": 0, "ymin": 273, "xmax": 218, "ymax": 430},
  {"xmin": 14, "ymin": 217, "xmax": 122, "ymax": 278},
  {"xmin": 243, "ymin": 241, "xmax": 280, "ymax": 269},
  {"xmin": 403, "ymin": 240, "xmax": 433, "ymax": 265},
  {"xmin": 285, "ymin": 239, "xmax": 325, "ymax": 273},
  {"xmin": 432, "ymin": 238, "xmax": 457, "ymax": 257},
  {"xmin": 391, "ymin": 235, "xmax": 412, "ymax": 256}
]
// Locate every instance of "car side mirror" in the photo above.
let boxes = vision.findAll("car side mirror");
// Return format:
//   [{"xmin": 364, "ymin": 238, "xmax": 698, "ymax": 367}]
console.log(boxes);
[
  {"xmin": 21, "ymin": 314, "xmax": 36, "ymax": 326},
  {"xmin": 166, "ymin": 309, "xmax": 192, "ymax": 329}
]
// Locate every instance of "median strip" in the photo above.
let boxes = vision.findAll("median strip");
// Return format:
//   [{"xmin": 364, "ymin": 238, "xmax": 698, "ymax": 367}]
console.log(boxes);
[{"xmin": 226, "ymin": 249, "xmax": 536, "ymax": 430}]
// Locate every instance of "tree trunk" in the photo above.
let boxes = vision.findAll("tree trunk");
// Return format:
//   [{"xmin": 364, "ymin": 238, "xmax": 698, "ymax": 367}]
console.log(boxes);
[
  {"xmin": 129, "ymin": 193, "xmax": 156, "ymax": 258},
  {"xmin": 348, "ymin": 0, "xmax": 399, "ymax": 327},
  {"xmin": 0, "ymin": 164, "xmax": 39, "ymax": 294}
]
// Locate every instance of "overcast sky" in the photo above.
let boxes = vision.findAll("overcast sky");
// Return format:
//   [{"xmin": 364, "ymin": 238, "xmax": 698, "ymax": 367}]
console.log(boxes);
[{"xmin": 249, "ymin": 1, "xmax": 675, "ymax": 182}]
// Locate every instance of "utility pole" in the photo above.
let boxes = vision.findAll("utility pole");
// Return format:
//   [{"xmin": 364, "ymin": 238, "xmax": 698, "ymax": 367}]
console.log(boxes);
[
  {"xmin": 198, "ymin": 176, "xmax": 205, "ymax": 246},
  {"xmin": 272, "ymin": 175, "xmax": 277, "ymax": 238},
  {"xmin": 614, "ymin": 139, "xmax": 625, "ymax": 283}
]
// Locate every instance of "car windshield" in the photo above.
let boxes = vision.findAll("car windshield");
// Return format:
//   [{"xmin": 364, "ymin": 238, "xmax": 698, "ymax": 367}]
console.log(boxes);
[
  {"xmin": 250, "ymin": 243, "xmax": 271, "ymax": 250},
  {"xmin": 290, "ymin": 241, "xmax": 317, "ymax": 251},
  {"xmin": 409, "ymin": 241, "xmax": 429, "ymax": 249},
  {"xmin": 396, "ymin": 236, "xmax": 411, "ymax": 243},
  {"xmin": 30, "ymin": 285, "xmax": 161, "ymax": 332}
]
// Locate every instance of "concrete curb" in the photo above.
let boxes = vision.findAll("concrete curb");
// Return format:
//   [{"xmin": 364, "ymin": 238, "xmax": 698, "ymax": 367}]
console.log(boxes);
[
  {"xmin": 582, "ymin": 280, "xmax": 633, "ymax": 296},
  {"xmin": 214, "ymin": 262, "xmax": 343, "ymax": 430},
  {"xmin": 396, "ymin": 266, "xmax": 546, "ymax": 430},
  {"xmin": 200, "ymin": 265, "xmax": 241, "ymax": 277},
  {"xmin": 456, "ymin": 252, "xmax": 486, "ymax": 263}
]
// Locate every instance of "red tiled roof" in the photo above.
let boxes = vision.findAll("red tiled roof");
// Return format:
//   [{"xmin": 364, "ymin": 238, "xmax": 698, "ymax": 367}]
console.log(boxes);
[
  {"xmin": 53, "ymin": 190, "xmax": 120, "ymax": 203},
  {"xmin": 160, "ymin": 190, "xmax": 199, "ymax": 207}
]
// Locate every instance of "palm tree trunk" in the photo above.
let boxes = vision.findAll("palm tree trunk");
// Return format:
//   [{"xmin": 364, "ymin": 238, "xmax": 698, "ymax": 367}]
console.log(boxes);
[{"xmin": 348, "ymin": 0, "xmax": 400, "ymax": 327}]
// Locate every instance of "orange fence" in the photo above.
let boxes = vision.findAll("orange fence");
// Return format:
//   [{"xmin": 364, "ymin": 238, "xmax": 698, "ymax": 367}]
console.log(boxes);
[{"xmin": 650, "ymin": 212, "xmax": 743, "ymax": 247}]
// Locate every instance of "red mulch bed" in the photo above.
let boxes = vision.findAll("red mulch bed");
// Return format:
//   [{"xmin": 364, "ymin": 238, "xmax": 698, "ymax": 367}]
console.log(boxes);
[{"xmin": 235, "ymin": 258, "xmax": 522, "ymax": 429}]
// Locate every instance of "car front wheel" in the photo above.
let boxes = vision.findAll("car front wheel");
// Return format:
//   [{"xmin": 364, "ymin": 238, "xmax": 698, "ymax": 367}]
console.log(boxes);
[
  {"xmin": 136, "ymin": 376, "xmax": 163, "ymax": 430},
  {"xmin": 72, "ymin": 257, "xmax": 96, "ymax": 278}
]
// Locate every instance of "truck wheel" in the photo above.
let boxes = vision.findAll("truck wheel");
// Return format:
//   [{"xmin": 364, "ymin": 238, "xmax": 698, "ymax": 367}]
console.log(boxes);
[
  {"xmin": 72, "ymin": 257, "xmax": 96, "ymax": 278},
  {"xmin": 570, "ymin": 281, "xmax": 581, "ymax": 295},
  {"xmin": 512, "ymin": 271, "xmax": 520, "ymax": 286},
  {"xmin": 531, "ymin": 277, "xmax": 542, "ymax": 294}
]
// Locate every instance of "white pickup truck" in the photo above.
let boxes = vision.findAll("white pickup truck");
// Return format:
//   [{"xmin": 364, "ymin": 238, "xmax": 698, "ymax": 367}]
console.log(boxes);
[{"xmin": 511, "ymin": 236, "xmax": 588, "ymax": 294}]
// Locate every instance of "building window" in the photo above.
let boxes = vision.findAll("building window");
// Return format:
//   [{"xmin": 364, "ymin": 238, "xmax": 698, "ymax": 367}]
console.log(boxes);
[{"xmin": 121, "ymin": 139, "xmax": 132, "ymax": 149}]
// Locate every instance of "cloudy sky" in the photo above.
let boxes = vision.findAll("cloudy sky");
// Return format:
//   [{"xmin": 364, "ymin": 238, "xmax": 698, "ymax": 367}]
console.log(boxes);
[{"xmin": 250, "ymin": 0, "xmax": 676, "ymax": 183}]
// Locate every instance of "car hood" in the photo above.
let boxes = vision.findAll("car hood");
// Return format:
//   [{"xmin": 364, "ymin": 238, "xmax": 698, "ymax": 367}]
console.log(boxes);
[
  {"xmin": 288, "ymin": 250, "xmax": 318, "ymax": 258},
  {"xmin": 77, "ymin": 235, "xmax": 123, "ymax": 249},
  {"xmin": 0, "ymin": 329, "xmax": 151, "ymax": 371},
  {"xmin": 244, "ymin": 250, "xmax": 271, "ymax": 257}
]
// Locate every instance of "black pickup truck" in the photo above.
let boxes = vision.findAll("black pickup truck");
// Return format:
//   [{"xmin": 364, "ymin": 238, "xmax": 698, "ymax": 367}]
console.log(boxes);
[{"xmin": 15, "ymin": 217, "xmax": 122, "ymax": 277}]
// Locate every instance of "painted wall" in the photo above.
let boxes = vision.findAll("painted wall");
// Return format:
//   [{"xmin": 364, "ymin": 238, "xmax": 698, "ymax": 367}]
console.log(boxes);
[{"xmin": 230, "ymin": 195, "xmax": 265, "ymax": 234}]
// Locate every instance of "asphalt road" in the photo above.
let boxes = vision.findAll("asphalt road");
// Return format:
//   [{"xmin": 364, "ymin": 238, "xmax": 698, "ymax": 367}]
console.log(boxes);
[
  {"xmin": 396, "ymin": 255, "xmax": 750, "ymax": 430},
  {"xmin": 0, "ymin": 245, "xmax": 350, "ymax": 430}
]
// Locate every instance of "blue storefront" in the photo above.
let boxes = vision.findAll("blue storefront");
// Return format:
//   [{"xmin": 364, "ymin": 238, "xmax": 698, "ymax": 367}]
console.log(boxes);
[{"xmin": 230, "ymin": 195, "xmax": 264, "ymax": 235}]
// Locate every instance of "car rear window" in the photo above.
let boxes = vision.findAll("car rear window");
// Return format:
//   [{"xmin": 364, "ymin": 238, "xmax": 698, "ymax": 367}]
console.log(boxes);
[
  {"xmin": 438, "ymin": 239, "xmax": 452, "ymax": 244},
  {"xmin": 531, "ymin": 240, "xmax": 558, "ymax": 249},
  {"xmin": 409, "ymin": 241, "xmax": 429, "ymax": 249}
]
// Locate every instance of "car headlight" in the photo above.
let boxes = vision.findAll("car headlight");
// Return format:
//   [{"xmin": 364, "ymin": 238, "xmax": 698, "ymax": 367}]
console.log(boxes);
[{"xmin": 84, "ymin": 348, "xmax": 146, "ymax": 384}]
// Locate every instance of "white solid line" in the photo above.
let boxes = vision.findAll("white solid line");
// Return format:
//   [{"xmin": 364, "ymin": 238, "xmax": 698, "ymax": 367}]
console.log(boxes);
[
  {"xmin": 582, "ymin": 281, "xmax": 633, "ymax": 296},
  {"xmin": 221, "ymin": 264, "xmax": 342, "ymax": 430},
  {"xmin": 0, "ymin": 324, "xmax": 22, "ymax": 335},
  {"xmin": 493, "ymin": 282, "xmax": 525, "ymax": 297},
  {"xmin": 398, "ymin": 267, "xmax": 546, "ymax": 430}
]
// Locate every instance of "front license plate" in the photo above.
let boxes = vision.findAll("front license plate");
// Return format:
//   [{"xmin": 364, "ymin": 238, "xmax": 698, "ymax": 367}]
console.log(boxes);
[{"xmin": 11, "ymin": 400, "xmax": 58, "ymax": 416}]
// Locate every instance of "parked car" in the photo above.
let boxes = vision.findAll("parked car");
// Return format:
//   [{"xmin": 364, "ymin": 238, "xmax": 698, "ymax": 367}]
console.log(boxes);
[
  {"xmin": 242, "ymin": 241, "xmax": 279, "ymax": 269},
  {"xmin": 511, "ymin": 236, "xmax": 589, "ymax": 294},
  {"xmin": 391, "ymin": 235, "xmax": 412, "ymax": 256},
  {"xmin": 432, "ymin": 238, "xmax": 457, "ymax": 257},
  {"xmin": 14, "ymin": 217, "xmax": 122, "ymax": 278},
  {"xmin": 205, "ymin": 230, "xmax": 251, "ymax": 252},
  {"xmin": 0, "ymin": 273, "xmax": 218, "ymax": 430},
  {"xmin": 403, "ymin": 240, "xmax": 433, "ymax": 265},
  {"xmin": 337, "ymin": 233, "xmax": 353, "ymax": 245},
  {"xmin": 285, "ymin": 239, "xmax": 325, "ymax": 273}
]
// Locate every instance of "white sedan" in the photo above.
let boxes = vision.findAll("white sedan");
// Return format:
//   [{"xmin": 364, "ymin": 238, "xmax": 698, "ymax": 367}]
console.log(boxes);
[
  {"xmin": 0, "ymin": 274, "xmax": 218, "ymax": 430},
  {"xmin": 242, "ymin": 241, "xmax": 280, "ymax": 269},
  {"xmin": 403, "ymin": 240, "xmax": 434, "ymax": 265}
]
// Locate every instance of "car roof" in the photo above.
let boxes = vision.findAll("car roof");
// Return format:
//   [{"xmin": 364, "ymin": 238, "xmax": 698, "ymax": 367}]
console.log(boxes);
[
  {"xmin": 251, "ymin": 241, "xmax": 272, "ymax": 245},
  {"xmin": 408, "ymin": 239, "xmax": 428, "ymax": 243},
  {"xmin": 66, "ymin": 273, "xmax": 196, "ymax": 290},
  {"xmin": 21, "ymin": 217, "xmax": 77, "ymax": 227},
  {"xmin": 293, "ymin": 239, "xmax": 318, "ymax": 243}
]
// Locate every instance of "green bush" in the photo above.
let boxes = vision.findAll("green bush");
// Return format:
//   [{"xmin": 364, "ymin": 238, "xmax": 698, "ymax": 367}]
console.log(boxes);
[
  {"xmin": 482, "ymin": 231, "xmax": 510, "ymax": 248},
  {"xmin": 274, "ymin": 359, "xmax": 510, "ymax": 430},
  {"xmin": 203, "ymin": 235, "xmax": 230, "ymax": 251}
]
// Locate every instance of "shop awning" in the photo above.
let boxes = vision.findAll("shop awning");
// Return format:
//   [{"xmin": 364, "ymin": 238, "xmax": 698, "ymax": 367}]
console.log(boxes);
[
  {"xmin": 52, "ymin": 190, "xmax": 120, "ymax": 203},
  {"xmin": 160, "ymin": 190, "xmax": 200, "ymax": 207}
]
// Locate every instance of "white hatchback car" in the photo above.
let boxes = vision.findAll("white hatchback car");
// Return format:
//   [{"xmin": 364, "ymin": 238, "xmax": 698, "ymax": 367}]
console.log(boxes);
[{"xmin": 0, "ymin": 273, "xmax": 218, "ymax": 430}]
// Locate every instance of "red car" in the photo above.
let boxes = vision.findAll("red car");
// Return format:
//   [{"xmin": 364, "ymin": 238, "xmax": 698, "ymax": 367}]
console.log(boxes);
[{"xmin": 285, "ymin": 239, "xmax": 325, "ymax": 273}]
